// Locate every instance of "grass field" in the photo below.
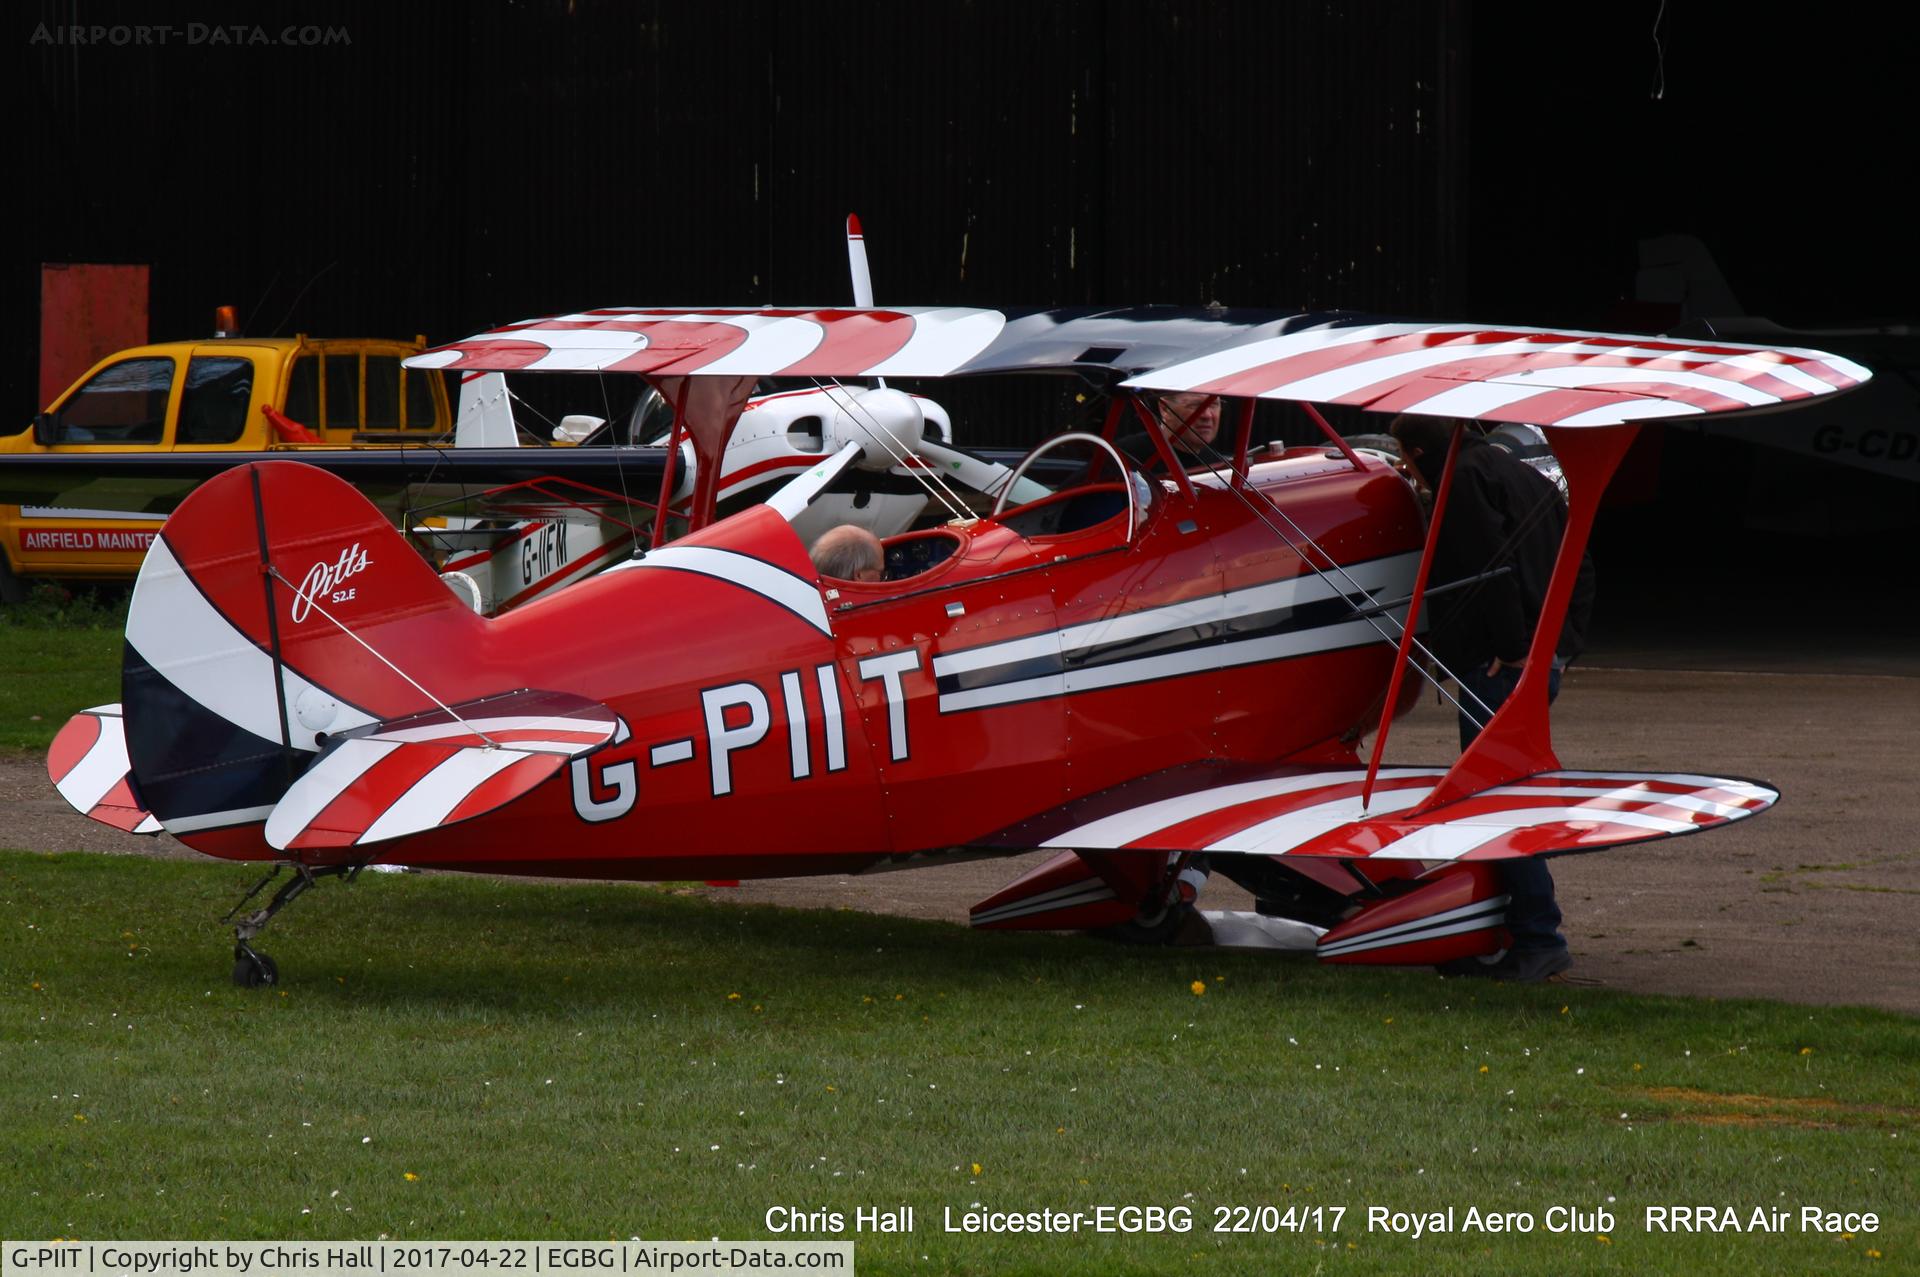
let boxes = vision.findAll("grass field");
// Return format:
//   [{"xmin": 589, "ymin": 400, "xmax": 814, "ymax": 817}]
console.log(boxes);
[
  {"xmin": 0, "ymin": 588, "xmax": 127, "ymax": 750},
  {"xmin": 1, "ymin": 851, "xmax": 1913, "ymax": 1274}
]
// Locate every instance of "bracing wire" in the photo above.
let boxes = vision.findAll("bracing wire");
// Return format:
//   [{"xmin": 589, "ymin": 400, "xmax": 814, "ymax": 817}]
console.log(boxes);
[
  {"xmin": 1156, "ymin": 399, "xmax": 1498, "ymax": 726},
  {"xmin": 268, "ymin": 567, "xmax": 500, "ymax": 749},
  {"xmin": 809, "ymin": 379, "xmax": 974, "ymax": 523}
]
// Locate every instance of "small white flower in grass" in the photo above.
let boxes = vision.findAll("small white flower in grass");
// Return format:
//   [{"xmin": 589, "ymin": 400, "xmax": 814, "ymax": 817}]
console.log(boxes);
[
  {"xmin": 710, "ymin": 1145, "xmax": 720, "ymax": 1151},
  {"xmin": 361, "ymin": 1137, "xmax": 371, "ymax": 1144},
  {"xmin": 1576, "ymin": 1068, "xmax": 1585, "ymax": 1075}
]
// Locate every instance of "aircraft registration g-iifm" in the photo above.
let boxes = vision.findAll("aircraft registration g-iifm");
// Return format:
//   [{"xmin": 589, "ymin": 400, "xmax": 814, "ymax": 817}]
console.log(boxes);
[{"xmin": 42, "ymin": 302, "xmax": 1870, "ymax": 985}]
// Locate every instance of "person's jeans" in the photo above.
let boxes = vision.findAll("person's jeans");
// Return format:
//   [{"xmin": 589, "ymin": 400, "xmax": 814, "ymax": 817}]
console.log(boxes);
[{"xmin": 1456, "ymin": 661, "xmax": 1565, "ymax": 955}]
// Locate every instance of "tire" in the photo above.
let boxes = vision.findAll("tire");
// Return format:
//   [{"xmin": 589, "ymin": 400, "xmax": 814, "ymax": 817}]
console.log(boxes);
[
  {"xmin": 231, "ymin": 950, "xmax": 279, "ymax": 988},
  {"xmin": 0, "ymin": 556, "xmax": 25, "ymax": 605},
  {"xmin": 1093, "ymin": 899, "xmax": 1197, "ymax": 946}
]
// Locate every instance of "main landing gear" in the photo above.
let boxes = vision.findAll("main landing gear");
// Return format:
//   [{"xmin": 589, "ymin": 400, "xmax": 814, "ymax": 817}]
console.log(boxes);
[{"xmin": 221, "ymin": 863, "xmax": 355, "ymax": 988}]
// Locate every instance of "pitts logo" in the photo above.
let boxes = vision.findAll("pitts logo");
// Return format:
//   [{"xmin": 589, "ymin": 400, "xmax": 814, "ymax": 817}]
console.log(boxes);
[{"xmin": 290, "ymin": 543, "xmax": 372, "ymax": 622}]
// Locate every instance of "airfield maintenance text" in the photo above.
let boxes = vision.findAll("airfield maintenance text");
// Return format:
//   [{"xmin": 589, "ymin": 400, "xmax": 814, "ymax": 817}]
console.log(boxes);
[{"xmin": 3, "ymin": 1246, "xmax": 851, "ymax": 1277}]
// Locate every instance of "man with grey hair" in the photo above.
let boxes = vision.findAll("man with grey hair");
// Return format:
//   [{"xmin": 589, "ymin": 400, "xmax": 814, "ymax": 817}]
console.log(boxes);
[{"xmin": 810, "ymin": 524, "xmax": 885, "ymax": 582}]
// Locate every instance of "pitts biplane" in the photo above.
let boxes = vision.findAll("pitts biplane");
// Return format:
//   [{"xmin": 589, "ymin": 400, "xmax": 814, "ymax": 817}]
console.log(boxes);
[{"xmin": 42, "ymin": 301, "xmax": 1869, "ymax": 985}]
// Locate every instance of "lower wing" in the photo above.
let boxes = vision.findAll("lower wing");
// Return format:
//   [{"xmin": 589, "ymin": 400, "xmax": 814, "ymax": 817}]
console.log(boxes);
[{"xmin": 974, "ymin": 761, "xmax": 1775, "ymax": 862}]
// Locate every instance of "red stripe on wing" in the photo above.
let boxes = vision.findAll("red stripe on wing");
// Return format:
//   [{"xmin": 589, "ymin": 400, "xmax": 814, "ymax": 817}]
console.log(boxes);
[
  {"xmin": 288, "ymin": 745, "xmax": 456, "ymax": 849},
  {"xmin": 605, "ymin": 321, "xmax": 750, "ymax": 374},
  {"xmin": 1120, "ymin": 773, "xmax": 1442, "ymax": 851},
  {"xmin": 442, "ymin": 754, "xmax": 565, "ymax": 825},
  {"xmin": 1192, "ymin": 326, "xmax": 1854, "ymax": 403},
  {"xmin": 1202, "ymin": 328, "xmax": 1554, "ymax": 398},
  {"xmin": 783, "ymin": 310, "xmax": 916, "ymax": 375}
]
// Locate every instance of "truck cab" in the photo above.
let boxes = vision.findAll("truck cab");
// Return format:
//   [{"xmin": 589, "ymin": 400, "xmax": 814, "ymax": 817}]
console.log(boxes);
[{"xmin": 1, "ymin": 333, "xmax": 451, "ymax": 596}]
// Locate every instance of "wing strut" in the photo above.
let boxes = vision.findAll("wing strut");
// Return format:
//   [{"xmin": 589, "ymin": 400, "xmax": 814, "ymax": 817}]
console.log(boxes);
[
  {"xmin": 1412, "ymin": 424, "xmax": 1639, "ymax": 812},
  {"xmin": 1360, "ymin": 421, "xmax": 1463, "ymax": 807}
]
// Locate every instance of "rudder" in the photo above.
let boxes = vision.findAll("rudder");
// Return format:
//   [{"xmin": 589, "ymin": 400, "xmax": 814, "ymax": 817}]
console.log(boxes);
[{"xmin": 122, "ymin": 461, "xmax": 487, "ymax": 843}]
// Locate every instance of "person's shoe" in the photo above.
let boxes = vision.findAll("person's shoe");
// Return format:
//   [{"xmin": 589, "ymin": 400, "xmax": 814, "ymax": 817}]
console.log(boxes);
[{"xmin": 1485, "ymin": 947, "xmax": 1572, "ymax": 983}]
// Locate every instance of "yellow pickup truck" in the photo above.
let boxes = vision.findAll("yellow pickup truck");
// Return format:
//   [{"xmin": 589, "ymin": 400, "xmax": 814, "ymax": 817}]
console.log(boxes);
[{"xmin": 1, "ymin": 332, "xmax": 451, "ymax": 599}]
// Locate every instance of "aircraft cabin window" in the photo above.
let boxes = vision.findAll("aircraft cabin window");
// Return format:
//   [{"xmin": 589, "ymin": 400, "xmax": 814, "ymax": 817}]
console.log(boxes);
[
  {"xmin": 176, "ymin": 357, "xmax": 254, "ymax": 445},
  {"xmin": 882, "ymin": 530, "xmax": 962, "ymax": 579},
  {"xmin": 992, "ymin": 432, "xmax": 1153, "ymax": 540},
  {"xmin": 51, "ymin": 358, "xmax": 174, "ymax": 444}
]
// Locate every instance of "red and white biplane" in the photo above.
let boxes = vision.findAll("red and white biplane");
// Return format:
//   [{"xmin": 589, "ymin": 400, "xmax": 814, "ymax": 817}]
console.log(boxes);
[{"xmin": 43, "ymin": 300, "xmax": 1870, "ymax": 984}]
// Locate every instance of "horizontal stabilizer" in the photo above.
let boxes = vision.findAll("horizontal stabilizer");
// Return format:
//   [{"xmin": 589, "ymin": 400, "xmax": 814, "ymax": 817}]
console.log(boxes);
[
  {"xmin": 978, "ymin": 762, "xmax": 1776, "ymax": 863},
  {"xmin": 265, "ymin": 690, "xmax": 622, "ymax": 851},
  {"xmin": 47, "ymin": 705, "xmax": 161, "ymax": 834}
]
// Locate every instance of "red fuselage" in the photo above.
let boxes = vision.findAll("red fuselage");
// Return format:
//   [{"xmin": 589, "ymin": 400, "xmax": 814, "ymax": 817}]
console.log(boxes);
[{"xmin": 180, "ymin": 448, "xmax": 1423, "ymax": 877}]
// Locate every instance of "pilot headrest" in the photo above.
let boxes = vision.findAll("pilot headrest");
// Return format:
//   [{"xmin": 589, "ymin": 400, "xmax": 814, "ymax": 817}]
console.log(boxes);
[{"xmin": 831, "ymin": 387, "xmax": 925, "ymax": 472}]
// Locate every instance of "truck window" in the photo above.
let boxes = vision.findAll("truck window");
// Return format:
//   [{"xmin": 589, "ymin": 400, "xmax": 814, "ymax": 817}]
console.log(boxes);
[
  {"xmin": 51, "ymin": 358, "xmax": 174, "ymax": 444},
  {"xmin": 285, "ymin": 355, "xmax": 319, "ymax": 427},
  {"xmin": 176, "ymin": 356, "xmax": 254, "ymax": 444},
  {"xmin": 325, "ymin": 354, "xmax": 359, "ymax": 429},
  {"xmin": 364, "ymin": 355, "xmax": 401, "ymax": 429},
  {"xmin": 404, "ymin": 367, "xmax": 439, "ymax": 432}
]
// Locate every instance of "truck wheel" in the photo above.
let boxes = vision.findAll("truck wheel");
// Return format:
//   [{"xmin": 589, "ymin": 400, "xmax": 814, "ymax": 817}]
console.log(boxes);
[{"xmin": 0, "ymin": 556, "xmax": 26, "ymax": 604}]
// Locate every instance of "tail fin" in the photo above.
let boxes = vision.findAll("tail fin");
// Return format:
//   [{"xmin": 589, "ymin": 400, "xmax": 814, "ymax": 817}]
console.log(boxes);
[{"xmin": 122, "ymin": 461, "xmax": 488, "ymax": 840}]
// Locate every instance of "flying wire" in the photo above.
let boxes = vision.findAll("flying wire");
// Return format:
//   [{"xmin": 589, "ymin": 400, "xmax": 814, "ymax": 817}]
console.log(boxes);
[
  {"xmin": 808, "ymin": 379, "xmax": 974, "ymax": 523},
  {"xmin": 267, "ymin": 567, "xmax": 500, "ymax": 748},
  {"xmin": 1153, "ymin": 396, "xmax": 1498, "ymax": 725}
]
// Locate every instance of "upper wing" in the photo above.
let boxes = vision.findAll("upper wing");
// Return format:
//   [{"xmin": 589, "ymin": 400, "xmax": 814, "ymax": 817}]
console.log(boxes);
[
  {"xmin": 406, "ymin": 307, "xmax": 1008, "ymax": 377},
  {"xmin": 1124, "ymin": 322, "xmax": 1871, "ymax": 426},
  {"xmin": 974, "ymin": 761, "xmax": 1776, "ymax": 862}
]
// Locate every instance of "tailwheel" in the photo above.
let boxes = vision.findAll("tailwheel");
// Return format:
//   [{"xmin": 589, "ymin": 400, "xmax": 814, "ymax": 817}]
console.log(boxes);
[
  {"xmin": 231, "ymin": 944, "xmax": 279, "ymax": 988},
  {"xmin": 220, "ymin": 862, "xmax": 354, "ymax": 987}
]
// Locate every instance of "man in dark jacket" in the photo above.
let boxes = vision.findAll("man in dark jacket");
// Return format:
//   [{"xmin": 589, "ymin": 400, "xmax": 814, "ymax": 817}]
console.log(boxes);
[{"xmin": 1390, "ymin": 415, "xmax": 1596, "ymax": 982}]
